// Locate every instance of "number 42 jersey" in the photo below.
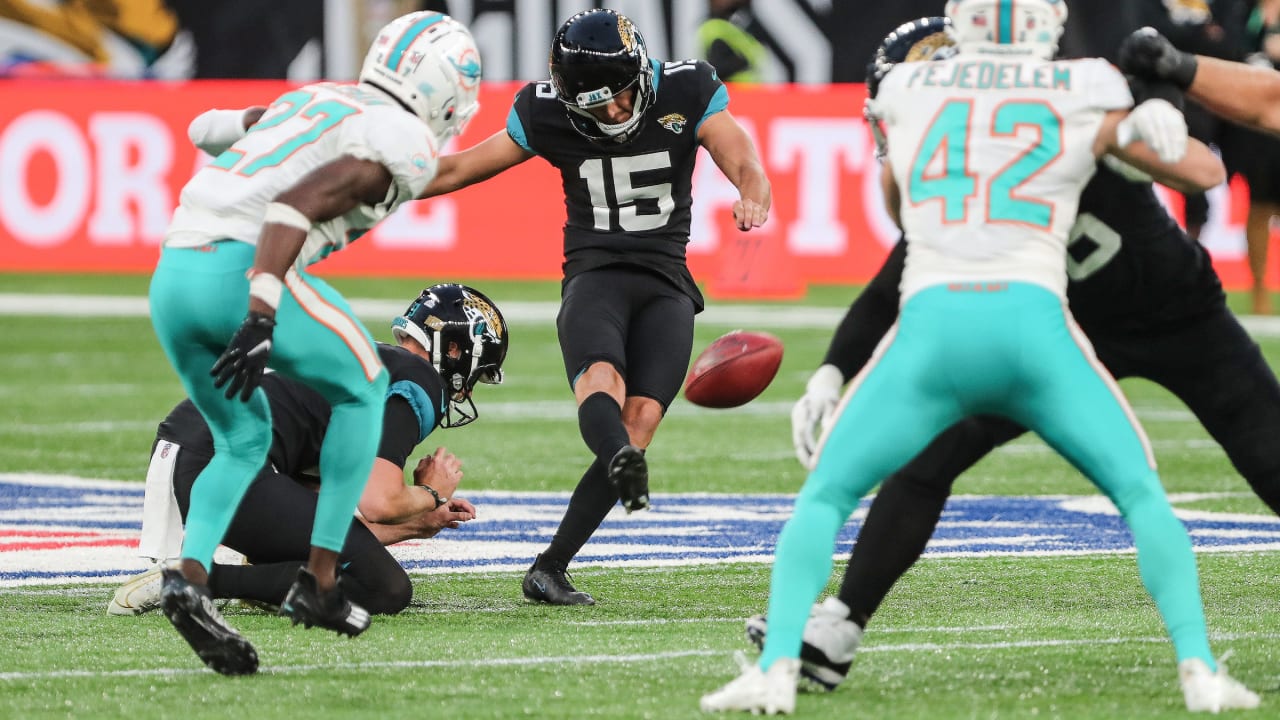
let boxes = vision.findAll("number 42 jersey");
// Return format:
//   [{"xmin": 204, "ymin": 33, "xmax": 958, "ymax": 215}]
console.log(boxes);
[
  {"xmin": 507, "ymin": 59, "xmax": 727, "ymax": 311},
  {"xmin": 874, "ymin": 55, "xmax": 1132, "ymax": 302}
]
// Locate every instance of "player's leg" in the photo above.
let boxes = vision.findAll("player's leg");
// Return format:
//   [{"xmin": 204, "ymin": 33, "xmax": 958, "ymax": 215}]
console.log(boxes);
[
  {"xmin": 620, "ymin": 281, "xmax": 697, "ymax": 496},
  {"xmin": 841, "ymin": 415, "xmax": 1026, "ymax": 619},
  {"xmin": 1138, "ymin": 309, "xmax": 1280, "ymax": 515},
  {"xmin": 185, "ymin": 465, "xmax": 412, "ymax": 615},
  {"xmin": 267, "ymin": 269, "xmax": 386, "ymax": 635},
  {"xmin": 523, "ymin": 270, "xmax": 643, "ymax": 605},
  {"xmin": 148, "ymin": 242, "xmax": 262, "ymax": 674},
  {"xmin": 562, "ymin": 269, "xmax": 651, "ymax": 511},
  {"xmin": 746, "ymin": 415, "xmax": 1025, "ymax": 690},
  {"xmin": 1246, "ymin": 201, "xmax": 1275, "ymax": 315},
  {"xmin": 1011, "ymin": 299, "xmax": 1218, "ymax": 669},
  {"xmin": 757, "ymin": 291, "xmax": 965, "ymax": 671}
]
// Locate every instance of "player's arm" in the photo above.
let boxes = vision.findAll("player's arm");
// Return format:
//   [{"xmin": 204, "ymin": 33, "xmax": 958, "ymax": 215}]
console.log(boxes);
[
  {"xmin": 245, "ymin": 156, "xmax": 393, "ymax": 317},
  {"xmin": 792, "ymin": 238, "xmax": 905, "ymax": 467},
  {"xmin": 358, "ymin": 446, "xmax": 463, "ymax": 525},
  {"xmin": 187, "ymin": 106, "xmax": 267, "ymax": 156},
  {"xmin": 698, "ymin": 110, "xmax": 771, "ymax": 230},
  {"xmin": 1187, "ymin": 57, "xmax": 1280, "ymax": 135},
  {"xmin": 1103, "ymin": 133, "xmax": 1225, "ymax": 193},
  {"xmin": 362, "ymin": 498, "xmax": 477, "ymax": 546},
  {"xmin": 1119, "ymin": 28, "xmax": 1280, "ymax": 135},
  {"xmin": 417, "ymin": 130, "xmax": 533, "ymax": 199}
]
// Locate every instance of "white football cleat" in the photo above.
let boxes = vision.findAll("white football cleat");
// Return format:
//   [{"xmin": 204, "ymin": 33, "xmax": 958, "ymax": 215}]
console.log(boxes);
[
  {"xmin": 1179, "ymin": 657, "xmax": 1261, "ymax": 713},
  {"xmin": 107, "ymin": 565, "xmax": 164, "ymax": 616},
  {"xmin": 700, "ymin": 653, "xmax": 799, "ymax": 715},
  {"xmin": 745, "ymin": 597, "xmax": 863, "ymax": 691}
]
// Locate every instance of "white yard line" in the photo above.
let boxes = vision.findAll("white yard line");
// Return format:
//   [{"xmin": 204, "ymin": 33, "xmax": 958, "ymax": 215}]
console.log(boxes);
[
  {"xmin": 6, "ymin": 293, "xmax": 1280, "ymax": 336},
  {"xmin": 0, "ymin": 294, "xmax": 848, "ymax": 328},
  {"xmin": 2, "ymin": 631, "xmax": 1276, "ymax": 681}
]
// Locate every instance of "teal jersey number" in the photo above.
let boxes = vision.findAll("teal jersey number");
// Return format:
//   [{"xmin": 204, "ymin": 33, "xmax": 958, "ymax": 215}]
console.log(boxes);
[
  {"xmin": 908, "ymin": 99, "xmax": 1062, "ymax": 228},
  {"xmin": 210, "ymin": 90, "xmax": 360, "ymax": 176},
  {"xmin": 989, "ymin": 102, "xmax": 1062, "ymax": 226},
  {"xmin": 908, "ymin": 101, "xmax": 975, "ymax": 223}
]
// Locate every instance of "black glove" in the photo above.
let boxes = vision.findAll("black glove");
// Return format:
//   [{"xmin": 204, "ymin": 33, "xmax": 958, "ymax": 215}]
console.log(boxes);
[
  {"xmin": 1118, "ymin": 27, "xmax": 1198, "ymax": 90},
  {"xmin": 1125, "ymin": 74, "xmax": 1185, "ymax": 112},
  {"xmin": 211, "ymin": 311, "xmax": 276, "ymax": 401}
]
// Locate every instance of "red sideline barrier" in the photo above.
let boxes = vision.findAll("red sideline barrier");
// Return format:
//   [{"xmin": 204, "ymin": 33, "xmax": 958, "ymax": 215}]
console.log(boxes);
[{"xmin": 0, "ymin": 79, "xmax": 1261, "ymax": 295}]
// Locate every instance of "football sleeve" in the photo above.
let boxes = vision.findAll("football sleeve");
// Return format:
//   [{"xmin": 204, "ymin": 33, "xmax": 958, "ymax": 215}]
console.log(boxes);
[
  {"xmin": 1080, "ymin": 58, "xmax": 1134, "ymax": 112},
  {"xmin": 344, "ymin": 107, "xmax": 441, "ymax": 201},
  {"xmin": 822, "ymin": 238, "xmax": 905, "ymax": 380},
  {"xmin": 688, "ymin": 60, "xmax": 729, "ymax": 133},
  {"xmin": 507, "ymin": 84, "xmax": 539, "ymax": 155}
]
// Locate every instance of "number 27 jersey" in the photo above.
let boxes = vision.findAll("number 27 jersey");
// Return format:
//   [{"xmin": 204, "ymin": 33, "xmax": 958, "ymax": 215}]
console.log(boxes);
[
  {"xmin": 165, "ymin": 83, "xmax": 440, "ymax": 267},
  {"xmin": 875, "ymin": 56, "xmax": 1132, "ymax": 301}
]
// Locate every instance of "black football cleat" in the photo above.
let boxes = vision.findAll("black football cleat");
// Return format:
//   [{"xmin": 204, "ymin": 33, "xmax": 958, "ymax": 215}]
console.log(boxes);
[
  {"xmin": 522, "ymin": 554, "xmax": 595, "ymax": 605},
  {"xmin": 160, "ymin": 569, "xmax": 259, "ymax": 676},
  {"xmin": 279, "ymin": 567, "xmax": 371, "ymax": 637},
  {"xmin": 608, "ymin": 445, "xmax": 650, "ymax": 513}
]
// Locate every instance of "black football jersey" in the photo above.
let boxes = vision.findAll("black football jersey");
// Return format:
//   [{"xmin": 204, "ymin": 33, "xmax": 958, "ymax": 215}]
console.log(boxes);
[
  {"xmin": 156, "ymin": 343, "xmax": 447, "ymax": 477},
  {"xmin": 507, "ymin": 59, "xmax": 728, "ymax": 311},
  {"xmin": 1065, "ymin": 162, "xmax": 1226, "ymax": 332}
]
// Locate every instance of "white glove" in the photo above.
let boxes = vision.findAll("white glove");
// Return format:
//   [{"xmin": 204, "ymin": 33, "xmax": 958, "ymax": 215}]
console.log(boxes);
[
  {"xmin": 1116, "ymin": 98, "xmax": 1187, "ymax": 164},
  {"xmin": 791, "ymin": 364, "xmax": 844, "ymax": 470}
]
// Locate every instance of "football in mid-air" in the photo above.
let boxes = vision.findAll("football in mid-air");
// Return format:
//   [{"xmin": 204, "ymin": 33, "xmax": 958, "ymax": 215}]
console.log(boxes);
[{"xmin": 684, "ymin": 330, "xmax": 784, "ymax": 409}]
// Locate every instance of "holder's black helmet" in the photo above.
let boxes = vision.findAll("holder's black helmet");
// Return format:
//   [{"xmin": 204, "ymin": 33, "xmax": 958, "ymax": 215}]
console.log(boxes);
[
  {"xmin": 549, "ymin": 9, "xmax": 655, "ymax": 144},
  {"xmin": 392, "ymin": 284, "xmax": 508, "ymax": 428}
]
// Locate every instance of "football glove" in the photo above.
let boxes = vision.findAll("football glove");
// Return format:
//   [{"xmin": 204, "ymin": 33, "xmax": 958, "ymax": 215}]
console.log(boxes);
[
  {"xmin": 1118, "ymin": 27, "xmax": 1198, "ymax": 90},
  {"xmin": 791, "ymin": 364, "xmax": 844, "ymax": 470},
  {"xmin": 1116, "ymin": 98, "xmax": 1187, "ymax": 164},
  {"xmin": 211, "ymin": 311, "xmax": 276, "ymax": 401}
]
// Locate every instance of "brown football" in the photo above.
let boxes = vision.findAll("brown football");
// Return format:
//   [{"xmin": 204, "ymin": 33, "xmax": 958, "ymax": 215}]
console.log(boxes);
[{"xmin": 683, "ymin": 330, "xmax": 784, "ymax": 409}]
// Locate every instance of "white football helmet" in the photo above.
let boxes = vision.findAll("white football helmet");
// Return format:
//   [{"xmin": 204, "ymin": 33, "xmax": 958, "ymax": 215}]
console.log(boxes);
[
  {"xmin": 944, "ymin": 0, "xmax": 1067, "ymax": 60},
  {"xmin": 359, "ymin": 12, "xmax": 482, "ymax": 141}
]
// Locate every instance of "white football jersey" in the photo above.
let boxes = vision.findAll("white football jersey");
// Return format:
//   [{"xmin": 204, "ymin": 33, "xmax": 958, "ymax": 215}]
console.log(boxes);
[
  {"xmin": 165, "ymin": 82, "xmax": 440, "ymax": 267},
  {"xmin": 875, "ymin": 55, "xmax": 1132, "ymax": 300}
]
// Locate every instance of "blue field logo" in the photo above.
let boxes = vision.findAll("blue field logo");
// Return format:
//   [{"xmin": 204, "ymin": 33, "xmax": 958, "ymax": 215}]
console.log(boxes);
[{"xmin": 2, "ymin": 474, "xmax": 1279, "ymax": 586}]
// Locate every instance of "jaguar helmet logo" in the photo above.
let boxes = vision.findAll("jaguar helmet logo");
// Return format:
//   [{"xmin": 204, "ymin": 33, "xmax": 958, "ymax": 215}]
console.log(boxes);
[
  {"xmin": 658, "ymin": 113, "xmax": 687, "ymax": 134},
  {"xmin": 617, "ymin": 16, "xmax": 638, "ymax": 52}
]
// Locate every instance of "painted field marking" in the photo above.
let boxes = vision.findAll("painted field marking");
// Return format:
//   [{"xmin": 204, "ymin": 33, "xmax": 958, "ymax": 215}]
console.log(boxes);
[{"xmin": 1, "ymin": 475, "xmax": 1277, "ymax": 587}]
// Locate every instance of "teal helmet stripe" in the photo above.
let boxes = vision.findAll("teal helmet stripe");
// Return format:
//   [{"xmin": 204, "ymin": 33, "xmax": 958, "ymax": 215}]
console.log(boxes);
[
  {"xmin": 387, "ymin": 13, "xmax": 446, "ymax": 71},
  {"xmin": 998, "ymin": 0, "xmax": 1014, "ymax": 44}
]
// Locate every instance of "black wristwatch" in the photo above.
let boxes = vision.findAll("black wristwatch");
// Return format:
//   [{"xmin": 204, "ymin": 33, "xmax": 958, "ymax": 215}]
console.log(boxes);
[{"xmin": 419, "ymin": 484, "xmax": 447, "ymax": 510}]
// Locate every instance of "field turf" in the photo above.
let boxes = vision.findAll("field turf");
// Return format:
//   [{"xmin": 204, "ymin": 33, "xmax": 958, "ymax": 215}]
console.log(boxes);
[{"xmin": 1, "ymin": 273, "xmax": 1277, "ymax": 719}]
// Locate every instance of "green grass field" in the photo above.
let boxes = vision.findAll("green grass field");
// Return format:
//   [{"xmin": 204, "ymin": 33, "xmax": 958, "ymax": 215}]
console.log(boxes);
[{"xmin": 2, "ymin": 272, "xmax": 1278, "ymax": 719}]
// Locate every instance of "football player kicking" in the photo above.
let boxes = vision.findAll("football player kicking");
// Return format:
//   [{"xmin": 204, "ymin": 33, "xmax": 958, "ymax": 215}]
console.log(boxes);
[
  {"xmin": 148, "ymin": 12, "xmax": 482, "ymax": 674},
  {"xmin": 702, "ymin": 0, "xmax": 1258, "ymax": 714},
  {"xmin": 110, "ymin": 285, "xmax": 506, "ymax": 618},
  {"xmin": 416, "ymin": 9, "xmax": 771, "ymax": 605},
  {"xmin": 749, "ymin": 16, "xmax": 1277, "ymax": 716}
]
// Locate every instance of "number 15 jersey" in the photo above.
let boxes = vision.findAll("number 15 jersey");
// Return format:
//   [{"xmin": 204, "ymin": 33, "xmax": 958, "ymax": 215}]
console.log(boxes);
[
  {"xmin": 506, "ymin": 59, "xmax": 727, "ymax": 311},
  {"xmin": 874, "ymin": 56, "xmax": 1132, "ymax": 302}
]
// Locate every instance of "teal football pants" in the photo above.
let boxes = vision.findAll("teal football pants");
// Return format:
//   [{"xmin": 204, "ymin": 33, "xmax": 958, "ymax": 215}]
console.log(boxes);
[
  {"xmin": 760, "ymin": 282, "xmax": 1214, "ymax": 671},
  {"xmin": 149, "ymin": 241, "xmax": 388, "ymax": 569}
]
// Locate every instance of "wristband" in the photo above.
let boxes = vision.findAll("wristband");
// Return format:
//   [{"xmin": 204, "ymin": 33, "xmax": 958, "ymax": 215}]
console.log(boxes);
[
  {"xmin": 263, "ymin": 202, "xmax": 312, "ymax": 232},
  {"xmin": 420, "ymin": 484, "xmax": 447, "ymax": 510},
  {"xmin": 248, "ymin": 271, "xmax": 284, "ymax": 310}
]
